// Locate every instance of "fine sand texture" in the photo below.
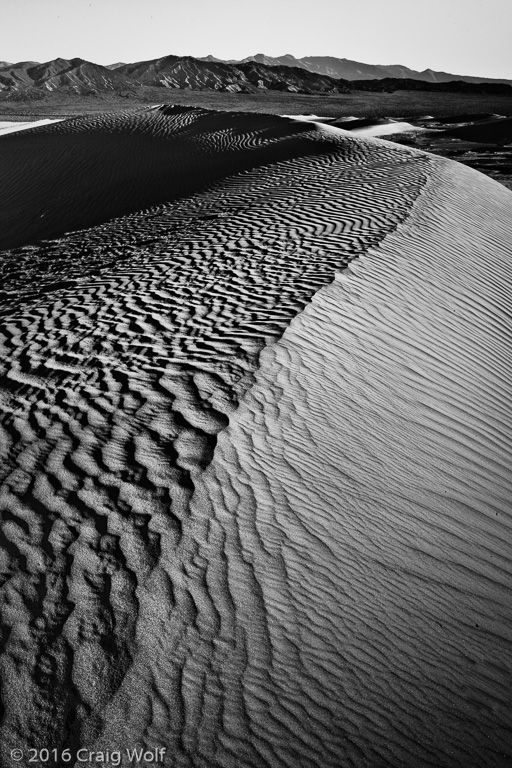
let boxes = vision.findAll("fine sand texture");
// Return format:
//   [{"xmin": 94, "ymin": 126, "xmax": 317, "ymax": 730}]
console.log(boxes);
[{"xmin": 0, "ymin": 107, "xmax": 511, "ymax": 768}]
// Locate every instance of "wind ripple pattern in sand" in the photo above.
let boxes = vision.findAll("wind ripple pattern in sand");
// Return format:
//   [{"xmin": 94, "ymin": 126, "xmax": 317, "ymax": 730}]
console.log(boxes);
[
  {"xmin": 0, "ymin": 104, "xmax": 344, "ymax": 252},
  {"xmin": 0, "ymin": 111, "xmax": 435, "ymax": 766},
  {"xmin": 157, "ymin": 161, "xmax": 512, "ymax": 768}
]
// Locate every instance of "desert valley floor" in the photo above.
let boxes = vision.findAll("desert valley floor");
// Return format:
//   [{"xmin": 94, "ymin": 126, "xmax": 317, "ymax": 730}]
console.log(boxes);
[{"xmin": 0, "ymin": 105, "xmax": 511, "ymax": 768}]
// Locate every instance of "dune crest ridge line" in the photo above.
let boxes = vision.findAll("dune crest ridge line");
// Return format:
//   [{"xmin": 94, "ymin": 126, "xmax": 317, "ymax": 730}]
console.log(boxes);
[
  {"xmin": 158, "ymin": 158, "xmax": 511, "ymax": 768},
  {"xmin": 0, "ymin": 107, "xmax": 504, "ymax": 766}
]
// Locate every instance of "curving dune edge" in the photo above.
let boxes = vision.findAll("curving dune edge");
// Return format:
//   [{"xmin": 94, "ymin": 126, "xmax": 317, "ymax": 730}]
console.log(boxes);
[{"xmin": 0, "ymin": 107, "xmax": 511, "ymax": 768}]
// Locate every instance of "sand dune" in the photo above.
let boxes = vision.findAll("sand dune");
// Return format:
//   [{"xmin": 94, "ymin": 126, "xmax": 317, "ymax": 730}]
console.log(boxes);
[
  {"xmin": 329, "ymin": 115, "xmax": 392, "ymax": 128},
  {"xmin": 0, "ymin": 105, "xmax": 334, "ymax": 251},
  {"xmin": 280, "ymin": 113, "xmax": 335, "ymax": 122},
  {"xmin": 0, "ymin": 108, "xmax": 511, "ymax": 768},
  {"xmin": 433, "ymin": 112, "xmax": 504, "ymax": 124},
  {"xmin": 443, "ymin": 115, "xmax": 512, "ymax": 144},
  {"xmin": 0, "ymin": 118, "xmax": 63, "ymax": 136},
  {"xmin": 349, "ymin": 120, "xmax": 426, "ymax": 136},
  {"xmin": 284, "ymin": 115, "xmax": 425, "ymax": 137},
  {"xmin": 178, "ymin": 160, "xmax": 512, "ymax": 768},
  {"xmin": 328, "ymin": 116, "xmax": 426, "ymax": 137}
]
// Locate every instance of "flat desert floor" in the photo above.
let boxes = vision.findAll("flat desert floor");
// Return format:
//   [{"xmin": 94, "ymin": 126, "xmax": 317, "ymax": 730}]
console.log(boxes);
[{"xmin": 0, "ymin": 106, "xmax": 511, "ymax": 768}]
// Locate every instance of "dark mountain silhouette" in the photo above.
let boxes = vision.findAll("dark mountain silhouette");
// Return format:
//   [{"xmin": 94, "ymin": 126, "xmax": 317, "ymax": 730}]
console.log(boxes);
[
  {"xmin": 239, "ymin": 53, "xmax": 512, "ymax": 86},
  {"xmin": 0, "ymin": 54, "xmax": 510, "ymax": 101}
]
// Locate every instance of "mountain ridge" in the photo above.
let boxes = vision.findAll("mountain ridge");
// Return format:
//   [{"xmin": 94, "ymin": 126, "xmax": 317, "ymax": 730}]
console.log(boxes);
[
  {"xmin": 0, "ymin": 56, "xmax": 352, "ymax": 98},
  {"xmin": 0, "ymin": 57, "xmax": 139, "ymax": 96},
  {"xmin": 1, "ymin": 54, "xmax": 511, "ymax": 101},
  {"xmin": 238, "ymin": 53, "xmax": 512, "ymax": 85}
]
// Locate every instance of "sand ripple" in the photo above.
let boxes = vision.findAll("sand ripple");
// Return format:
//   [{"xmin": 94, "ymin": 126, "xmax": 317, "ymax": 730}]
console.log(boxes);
[
  {"xmin": 0, "ymin": 109, "xmax": 510, "ymax": 767},
  {"xmin": 170, "ymin": 160, "xmax": 512, "ymax": 768},
  {"xmin": 0, "ymin": 105, "xmax": 329, "ymax": 251}
]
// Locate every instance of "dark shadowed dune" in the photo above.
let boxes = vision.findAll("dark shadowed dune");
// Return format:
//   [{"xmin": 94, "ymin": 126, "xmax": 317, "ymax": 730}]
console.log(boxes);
[
  {"xmin": 442, "ymin": 115, "xmax": 512, "ymax": 143},
  {"xmin": 0, "ymin": 105, "xmax": 333, "ymax": 251},
  {"xmin": 386, "ymin": 114, "xmax": 512, "ymax": 190},
  {"xmin": 432, "ymin": 112, "xmax": 503, "ymax": 124}
]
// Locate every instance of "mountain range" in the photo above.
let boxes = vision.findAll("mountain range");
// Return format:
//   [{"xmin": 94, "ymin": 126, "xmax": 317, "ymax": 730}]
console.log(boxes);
[
  {"xmin": 228, "ymin": 54, "xmax": 512, "ymax": 86},
  {"xmin": 1, "ymin": 53, "xmax": 511, "ymax": 100},
  {"xmin": 0, "ymin": 57, "xmax": 140, "ymax": 99}
]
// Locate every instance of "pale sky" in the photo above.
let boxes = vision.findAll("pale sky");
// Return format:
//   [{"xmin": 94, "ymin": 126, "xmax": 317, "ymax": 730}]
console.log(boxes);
[{"xmin": 2, "ymin": 0, "xmax": 511, "ymax": 79}]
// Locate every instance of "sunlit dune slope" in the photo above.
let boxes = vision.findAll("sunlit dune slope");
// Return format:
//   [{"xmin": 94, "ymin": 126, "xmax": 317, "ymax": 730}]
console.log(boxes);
[
  {"xmin": 0, "ymin": 118, "xmax": 63, "ymax": 136},
  {"xmin": 178, "ymin": 160, "xmax": 512, "ymax": 768}
]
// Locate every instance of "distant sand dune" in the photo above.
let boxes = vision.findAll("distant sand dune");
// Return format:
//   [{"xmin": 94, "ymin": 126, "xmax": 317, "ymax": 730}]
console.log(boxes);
[
  {"xmin": 443, "ymin": 115, "xmax": 512, "ymax": 144},
  {"xmin": 324, "ymin": 116, "xmax": 427, "ymax": 137},
  {"xmin": 0, "ymin": 108, "xmax": 511, "ymax": 768},
  {"xmin": 0, "ymin": 118, "xmax": 63, "ymax": 136},
  {"xmin": 350, "ymin": 120, "xmax": 426, "ymax": 136}
]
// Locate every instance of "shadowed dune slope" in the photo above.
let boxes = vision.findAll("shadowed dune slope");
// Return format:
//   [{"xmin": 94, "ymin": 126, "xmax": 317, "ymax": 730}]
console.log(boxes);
[
  {"xmin": 0, "ymin": 105, "xmax": 335, "ymax": 251},
  {"xmin": 0, "ymin": 115, "xmax": 511, "ymax": 767},
  {"xmin": 432, "ymin": 112, "xmax": 503, "ymax": 124},
  {"xmin": 443, "ymin": 115, "xmax": 512, "ymax": 143}
]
